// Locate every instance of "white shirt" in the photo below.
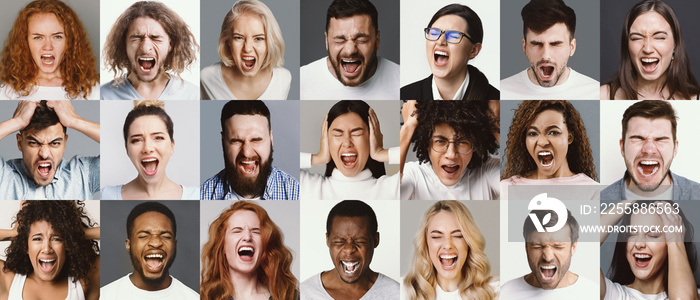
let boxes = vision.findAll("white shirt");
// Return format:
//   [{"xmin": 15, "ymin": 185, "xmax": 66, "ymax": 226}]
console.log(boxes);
[
  {"xmin": 604, "ymin": 277, "xmax": 667, "ymax": 300},
  {"xmin": 624, "ymin": 185, "xmax": 673, "ymax": 201},
  {"xmin": 300, "ymin": 56, "xmax": 399, "ymax": 100},
  {"xmin": 0, "ymin": 83, "xmax": 99, "ymax": 100},
  {"xmin": 401, "ymin": 156, "xmax": 499, "ymax": 200},
  {"xmin": 101, "ymin": 185, "xmax": 199, "ymax": 200},
  {"xmin": 100, "ymin": 75, "xmax": 199, "ymax": 100},
  {"xmin": 500, "ymin": 275, "xmax": 598, "ymax": 299},
  {"xmin": 301, "ymin": 272, "xmax": 399, "ymax": 300},
  {"xmin": 8, "ymin": 273, "xmax": 84, "ymax": 300},
  {"xmin": 100, "ymin": 274, "xmax": 199, "ymax": 300},
  {"xmin": 431, "ymin": 71, "xmax": 469, "ymax": 100},
  {"xmin": 200, "ymin": 62, "xmax": 291, "ymax": 100},
  {"xmin": 500, "ymin": 68, "xmax": 599, "ymax": 100}
]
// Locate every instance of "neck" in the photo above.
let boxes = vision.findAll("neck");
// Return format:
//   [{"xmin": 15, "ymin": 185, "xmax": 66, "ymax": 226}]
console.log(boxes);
[
  {"xmin": 27, "ymin": 272, "xmax": 67, "ymax": 287},
  {"xmin": 637, "ymin": 75, "xmax": 668, "ymax": 99},
  {"xmin": 625, "ymin": 173, "xmax": 673, "ymax": 197},
  {"xmin": 129, "ymin": 271, "xmax": 171, "ymax": 291},
  {"xmin": 628, "ymin": 274, "xmax": 665, "ymax": 295},
  {"xmin": 35, "ymin": 70, "xmax": 64, "ymax": 87},
  {"xmin": 131, "ymin": 175, "xmax": 176, "ymax": 198},
  {"xmin": 527, "ymin": 67, "xmax": 571, "ymax": 87},
  {"xmin": 434, "ymin": 68, "xmax": 468, "ymax": 100},
  {"xmin": 230, "ymin": 270, "xmax": 266, "ymax": 299},
  {"xmin": 436, "ymin": 275, "xmax": 463, "ymax": 293},
  {"xmin": 532, "ymin": 162, "xmax": 574, "ymax": 180},
  {"xmin": 127, "ymin": 72, "xmax": 170, "ymax": 97}
]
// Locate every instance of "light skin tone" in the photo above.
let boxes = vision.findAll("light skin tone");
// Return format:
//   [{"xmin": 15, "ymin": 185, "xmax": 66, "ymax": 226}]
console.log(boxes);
[
  {"xmin": 322, "ymin": 216, "xmax": 379, "ymax": 300},
  {"xmin": 222, "ymin": 114, "xmax": 273, "ymax": 198},
  {"xmin": 0, "ymin": 100, "xmax": 99, "ymax": 187},
  {"xmin": 225, "ymin": 210, "xmax": 269, "ymax": 300},
  {"xmin": 127, "ymin": 211, "xmax": 175, "ymax": 291},
  {"xmin": 27, "ymin": 13, "xmax": 66, "ymax": 87},
  {"xmin": 428, "ymin": 123, "xmax": 473, "ymax": 186},
  {"xmin": 620, "ymin": 117, "xmax": 677, "ymax": 197},
  {"xmin": 427, "ymin": 211, "xmax": 468, "ymax": 292},
  {"xmin": 600, "ymin": 201, "xmax": 698, "ymax": 299},
  {"xmin": 311, "ymin": 108, "xmax": 389, "ymax": 175},
  {"xmin": 325, "ymin": 15, "xmax": 379, "ymax": 87},
  {"xmin": 524, "ymin": 224, "xmax": 578, "ymax": 290},
  {"xmin": 221, "ymin": 13, "xmax": 273, "ymax": 100},
  {"xmin": 399, "ymin": 100, "xmax": 418, "ymax": 177},
  {"xmin": 522, "ymin": 23, "xmax": 575, "ymax": 87},
  {"xmin": 121, "ymin": 115, "xmax": 181, "ymax": 200},
  {"xmin": 524, "ymin": 109, "xmax": 574, "ymax": 180},
  {"xmin": 125, "ymin": 17, "xmax": 173, "ymax": 100},
  {"xmin": 426, "ymin": 15, "xmax": 481, "ymax": 100}
]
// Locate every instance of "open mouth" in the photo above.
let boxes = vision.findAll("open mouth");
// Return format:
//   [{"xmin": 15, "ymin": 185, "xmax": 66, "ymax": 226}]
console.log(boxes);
[
  {"xmin": 341, "ymin": 58, "xmax": 361, "ymax": 75},
  {"xmin": 39, "ymin": 259, "xmax": 56, "ymax": 272},
  {"xmin": 441, "ymin": 164, "xmax": 460, "ymax": 175},
  {"xmin": 641, "ymin": 58, "xmax": 659, "ymax": 73},
  {"xmin": 138, "ymin": 57, "xmax": 155, "ymax": 72},
  {"xmin": 434, "ymin": 50, "xmax": 449, "ymax": 67},
  {"xmin": 238, "ymin": 246, "xmax": 255, "ymax": 262},
  {"xmin": 538, "ymin": 151, "xmax": 554, "ymax": 167},
  {"xmin": 37, "ymin": 162, "xmax": 52, "ymax": 178},
  {"xmin": 144, "ymin": 253, "xmax": 164, "ymax": 271},
  {"xmin": 540, "ymin": 265, "xmax": 557, "ymax": 281},
  {"xmin": 238, "ymin": 160, "xmax": 259, "ymax": 175},
  {"xmin": 40, "ymin": 54, "xmax": 55, "ymax": 66},
  {"xmin": 340, "ymin": 153, "xmax": 357, "ymax": 168},
  {"xmin": 242, "ymin": 56, "xmax": 256, "ymax": 71},
  {"xmin": 637, "ymin": 160, "xmax": 659, "ymax": 177},
  {"xmin": 539, "ymin": 66, "xmax": 555, "ymax": 80},
  {"xmin": 141, "ymin": 158, "xmax": 159, "ymax": 176},
  {"xmin": 439, "ymin": 254, "xmax": 457, "ymax": 269},
  {"xmin": 341, "ymin": 260, "xmax": 359, "ymax": 275},
  {"xmin": 634, "ymin": 253, "xmax": 652, "ymax": 268}
]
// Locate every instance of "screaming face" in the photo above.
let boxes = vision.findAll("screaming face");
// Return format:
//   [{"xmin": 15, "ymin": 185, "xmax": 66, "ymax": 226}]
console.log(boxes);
[
  {"xmin": 126, "ymin": 115, "xmax": 174, "ymax": 184},
  {"xmin": 126, "ymin": 17, "xmax": 172, "ymax": 83},
  {"xmin": 27, "ymin": 13, "xmax": 66, "ymax": 79},
  {"xmin": 229, "ymin": 13, "xmax": 268, "ymax": 77},
  {"xmin": 628, "ymin": 12, "xmax": 674, "ymax": 84},
  {"xmin": 328, "ymin": 112, "xmax": 370, "ymax": 178},
  {"xmin": 27, "ymin": 220, "xmax": 66, "ymax": 282},
  {"xmin": 425, "ymin": 15, "xmax": 478, "ymax": 82},
  {"xmin": 17, "ymin": 123, "xmax": 67, "ymax": 186},
  {"xmin": 524, "ymin": 109, "xmax": 573, "ymax": 179},
  {"xmin": 224, "ymin": 210, "xmax": 264, "ymax": 276},
  {"xmin": 127, "ymin": 211, "xmax": 176, "ymax": 290},
  {"xmin": 621, "ymin": 117, "xmax": 676, "ymax": 193},
  {"xmin": 625, "ymin": 213, "xmax": 668, "ymax": 282},
  {"xmin": 525, "ymin": 225, "xmax": 576, "ymax": 290},
  {"xmin": 326, "ymin": 216, "xmax": 377, "ymax": 284},
  {"xmin": 427, "ymin": 211, "xmax": 468, "ymax": 289},
  {"xmin": 222, "ymin": 114, "xmax": 273, "ymax": 198},
  {"xmin": 325, "ymin": 14, "xmax": 379, "ymax": 87},
  {"xmin": 428, "ymin": 123, "xmax": 472, "ymax": 186},
  {"xmin": 523, "ymin": 23, "xmax": 575, "ymax": 87}
]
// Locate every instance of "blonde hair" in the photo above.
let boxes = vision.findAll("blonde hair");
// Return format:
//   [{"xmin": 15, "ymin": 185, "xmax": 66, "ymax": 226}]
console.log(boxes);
[
  {"xmin": 133, "ymin": 100, "xmax": 164, "ymax": 109},
  {"xmin": 404, "ymin": 201, "xmax": 495, "ymax": 300},
  {"xmin": 217, "ymin": 0, "xmax": 285, "ymax": 70}
]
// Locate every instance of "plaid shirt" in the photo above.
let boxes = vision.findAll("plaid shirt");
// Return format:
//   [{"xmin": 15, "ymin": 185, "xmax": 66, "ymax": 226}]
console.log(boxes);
[{"xmin": 200, "ymin": 166, "xmax": 299, "ymax": 200}]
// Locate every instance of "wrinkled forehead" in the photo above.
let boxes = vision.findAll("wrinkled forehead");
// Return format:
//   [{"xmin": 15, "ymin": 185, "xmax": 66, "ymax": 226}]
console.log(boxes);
[
  {"xmin": 527, "ymin": 224, "xmax": 572, "ymax": 243},
  {"xmin": 625, "ymin": 116, "xmax": 674, "ymax": 139},
  {"xmin": 224, "ymin": 114, "xmax": 271, "ymax": 136},
  {"xmin": 525, "ymin": 22, "xmax": 572, "ymax": 42},
  {"xmin": 127, "ymin": 16, "xmax": 169, "ymax": 38},
  {"xmin": 327, "ymin": 14, "xmax": 375, "ymax": 35},
  {"xmin": 21, "ymin": 123, "xmax": 66, "ymax": 140}
]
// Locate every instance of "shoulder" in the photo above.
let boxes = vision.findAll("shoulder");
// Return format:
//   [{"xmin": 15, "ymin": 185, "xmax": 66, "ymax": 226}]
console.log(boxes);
[
  {"xmin": 181, "ymin": 186, "xmax": 200, "ymax": 200},
  {"xmin": 200, "ymin": 170, "xmax": 226, "ymax": 199},
  {"xmin": 271, "ymin": 166, "xmax": 299, "ymax": 182},
  {"xmin": 376, "ymin": 273, "xmax": 400, "ymax": 288},
  {"xmin": 170, "ymin": 276, "xmax": 199, "ymax": 297},
  {"xmin": 301, "ymin": 57, "xmax": 327, "ymax": 72},
  {"xmin": 569, "ymin": 68, "xmax": 599, "ymax": 84},
  {"xmin": 501, "ymin": 70, "xmax": 527, "ymax": 84},
  {"xmin": 671, "ymin": 172, "xmax": 700, "ymax": 186},
  {"xmin": 200, "ymin": 63, "xmax": 221, "ymax": 82},
  {"xmin": 400, "ymin": 75, "xmax": 431, "ymax": 100},
  {"xmin": 100, "ymin": 185, "xmax": 122, "ymax": 200},
  {"xmin": 300, "ymin": 272, "xmax": 324, "ymax": 292},
  {"xmin": 600, "ymin": 84, "xmax": 611, "ymax": 100},
  {"xmin": 378, "ymin": 57, "xmax": 400, "ymax": 71},
  {"xmin": 273, "ymin": 67, "xmax": 292, "ymax": 81},
  {"xmin": 101, "ymin": 274, "xmax": 129, "ymax": 292},
  {"xmin": 499, "ymin": 276, "xmax": 526, "ymax": 293}
]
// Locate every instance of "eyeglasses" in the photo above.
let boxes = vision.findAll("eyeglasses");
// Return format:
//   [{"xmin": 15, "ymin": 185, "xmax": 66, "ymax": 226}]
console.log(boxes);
[
  {"xmin": 424, "ymin": 28, "xmax": 475, "ymax": 44},
  {"xmin": 431, "ymin": 138, "xmax": 473, "ymax": 155}
]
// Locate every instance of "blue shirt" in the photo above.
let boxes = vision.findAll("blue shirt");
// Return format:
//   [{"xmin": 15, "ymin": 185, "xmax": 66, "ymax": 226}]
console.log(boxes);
[
  {"xmin": 201, "ymin": 166, "xmax": 299, "ymax": 200},
  {"xmin": 100, "ymin": 75, "xmax": 199, "ymax": 100},
  {"xmin": 0, "ymin": 155, "xmax": 100, "ymax": 199}
]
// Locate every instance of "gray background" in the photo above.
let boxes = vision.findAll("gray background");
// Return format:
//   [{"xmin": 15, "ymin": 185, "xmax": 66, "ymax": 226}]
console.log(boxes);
[
  {"xmin": 300, "ymin": 100, "xmax": 400, "ymax": 176},
  {"xmin": 300, "ymin": 0, "xmax": 400, "ymax": 66},
  {"xmin": 199, "ymin": 201, "xmax": 300, "ymax": 281},
  {"xmin": 200, "ymin": 0, "xmax": 301, "ymax": 100},
  {"xmin": 100, "ymin": 100, "xmax": 201, "ymax": 190},
  {"xmin": 500, "ymin": 0, "xmax": 600, "ymax": 81},
  {"xmin": 0, "ymin": 0, "xmax": 100, "ymax": 75},
  {"xmin": 199, "ymin": 100, "xmax": 300, "ymax": 184},
  {"xmin": 100, "ymin": 200, "xmax": 200, "ymax": 291},
  {"xmin": 500, "ymin": 100, "xmax": 600, "ymax": 181},
  {"xmin": 600, "ymin": 0, "xmax": 700, "ymax": 85},
  {"xmin": 0, "ymin": 101, "xmax": 100, "ymax": 199},
  {"xmin": 400, "ymin": 201, "xmax": 500, "ymax": 277}
]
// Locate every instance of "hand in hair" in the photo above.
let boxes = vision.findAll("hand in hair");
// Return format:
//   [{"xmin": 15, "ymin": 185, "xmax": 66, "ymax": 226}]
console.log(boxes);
[
  {"xmin": 400, "ymin": 101, "xmax": 418, "ymax": 175},
  {"xmin": 12, "ymin": 101, "xmax": 40, "ymax": 130},
  {"xmin": 45, "ymin": 100, "xmax": 100, "ymax": 143},
  {"xmin": 655, "ymin": 201, "xmax": 683, "ymax": 243},
  {"xmin": 311, "ymin": 114, "xmax": 332, "ymax": 166},
  {"xmin": 368, "ymin": 107, "xmax": 389, "ymax": 162}
]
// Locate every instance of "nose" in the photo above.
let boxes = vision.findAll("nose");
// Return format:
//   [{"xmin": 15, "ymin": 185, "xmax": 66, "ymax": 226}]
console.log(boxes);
[
  {"xmin": 444, "ymin": 142, "xmax": 458, "ymax": 159},
  {"xmin": 642, "ymin": 39, "xmax": 653, "ymax": 54},
  {"xmin": 38, "ymin": 144, "xmax": 50, "ymax": 159},
  {"xmin": 341, "ymin": 241, "xmax": 357, "ymax": 253},
  {"xmin": 640, "ymin": 138, "xmax": 658, "ymax": 155},
  {"xmin": 241, "ymin": 141, "xmax": 256, "ymax": 158},
  {"xmin": 139, "ymin": 37, "xmax": 153, "ymax": 53},
  {"xmin": 148, "ymin": 235, "xmax": 163, "ymax": 248},
  {"xmin": 541, "ymin": 246, "xmax": 554, "ymax": 262},
  {"xmin": 541, "ymin": 44, "xmax": 552, "ymax": 61},
  {"xmin": 340, "ymin": 134, "xmax": 354, "ymax": 148},
  {"xmin": 243, "ymin": 38, "xmax": 253, "ymax": 52},
  {"xmin": 442, "ymin": 236, "xmax": 455, "ymax": 250},
  {"xmin": 243, "ymin": 228, "xmax": 253, "ymax": 241},
  {"xmin": 437, "ymin": 32, "xmax": 448, "ymax": 45},
  {"xmin": 142, "ymin": 138, "xmax": 154, "ymax": 153},
  {"xmin": 341, "ymin": 40, "xmax": 359, "ymax": 57},
  {"xmin": 41, "ymin": 239, "xmax": 53, "ymax": 253},
  {"xmin": 537, "ymin": 135, "xmax": 550, "ymax": 147}
]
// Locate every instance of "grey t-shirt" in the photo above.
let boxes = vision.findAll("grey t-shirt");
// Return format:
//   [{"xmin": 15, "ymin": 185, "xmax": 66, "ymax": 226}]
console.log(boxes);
[{"xmin": 301, "ymin": 272, "xmax": 399, "ymax": 300}]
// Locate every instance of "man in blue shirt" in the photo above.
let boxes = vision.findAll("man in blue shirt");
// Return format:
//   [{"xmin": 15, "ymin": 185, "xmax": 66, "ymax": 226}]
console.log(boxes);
[
  {"xmin": 0, "ymin": 100, "xmax": 100, "ymax": 199},
  {"xmin": 201, "ymin": 101, "xmax": 299, "ymax": 200}
]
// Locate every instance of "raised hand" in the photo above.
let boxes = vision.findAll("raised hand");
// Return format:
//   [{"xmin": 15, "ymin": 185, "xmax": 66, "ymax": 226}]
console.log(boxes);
[
  {"xmin": 311, "ymin": 114, "xmax": 332, "ymax": 166},
  {"xmin": 368, "ymin": 107, "xmax": 389, "ymax": 162}
]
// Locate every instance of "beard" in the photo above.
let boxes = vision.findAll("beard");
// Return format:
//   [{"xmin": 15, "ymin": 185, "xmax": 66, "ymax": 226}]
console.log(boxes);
[
  {"xmin": 329, "ymin": 48, "xmax": 378, "ymax": 87},
  {"xmin": 530, "ymin": 61, "xmax": 566, "ymax": 87},
  {"xmin": 129, "ymin": 246, "xmax": 176, "ymax": 286},
  {"xmin": 129, "ymin": 62, "xmax": 164, "ymax": 83},
  {"xmin": 225, "ymin": 147, "xmax": 273, "ymax": 199}
]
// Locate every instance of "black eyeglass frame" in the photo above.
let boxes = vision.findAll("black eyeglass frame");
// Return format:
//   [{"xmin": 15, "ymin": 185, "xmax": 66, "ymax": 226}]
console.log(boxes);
[{"xmin": 424, "ymin": 27, "xmax": 476, "ymax": 44}]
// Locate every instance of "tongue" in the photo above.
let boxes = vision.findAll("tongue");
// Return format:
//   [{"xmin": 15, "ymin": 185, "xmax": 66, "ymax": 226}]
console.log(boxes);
[
  {"xmin": 642, "ymin": 61, "xmax": 658, "ymax": 72},
  {"xmin": 442, "ymin": 165, "xmax": 458, "ymax": 173},
  {"xmin": 143, "ymin": 161, "xmax": 157, "ymax": 173},
  {"xmin": 242, "ymin": 162, "xmax": 256, "ymax": 172},
  {"xmin": 540, "ymin": 155, "xmax": 553, "ymax": 165},
  {"xmin": 146, "ymin": 258, "xmax": 161, "ymax": 270},
  {"xmin": 440, "ymin": 257, "xmax": 455, "ymax": 267},
  {"xmin": 40, "ymin": 260, "xmax": 55, "ymax": 270},
  {"xmin": 140, "ymin": 60, "xmax": 154, "ymax": 70},
  {"xmin": 436, "ymin": 55, "xmax": 448, "ymax": 65},
  {"xmin": 346, "ymin": 263, "xmax": 356, "ymax": 272},
  {"xmin": 542, "ymin": 268, "xmax": 555, "ymax": 277},
  {"xmin": 38, "ymin": 166, "xmax": 50, "ymax": 175},
  {"xmin": 244, "ymin": 59, "xmax": 255, "ymax": 68},
  {"xmin": 41, "ymin": 56, "xmax": 55, "ymax": 64},
  {"xmin": 542, "ymin": 66, "xmax": 553, "ymax": 76},
  {"xmin": 343, "ymin": 62, "xmax": 360, "ymax": 73},
  {"xmin": 341, "ymin": 156, "xmax": 357, "ymax": 164},
  {"xmin": 640, "ymin": 164, "xmax": 656, "ymax": 175}
]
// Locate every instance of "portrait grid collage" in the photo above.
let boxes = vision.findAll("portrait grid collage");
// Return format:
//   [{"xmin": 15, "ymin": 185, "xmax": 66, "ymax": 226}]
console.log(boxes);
[{"xmin": 1, "ymin": 0, "xmax": 699, "ymax": 300}]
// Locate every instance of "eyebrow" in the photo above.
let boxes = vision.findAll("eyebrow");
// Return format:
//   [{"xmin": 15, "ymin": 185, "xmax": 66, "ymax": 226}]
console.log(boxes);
[
  {"xmin": 331, "ymin": 127, "xmax": 365, "ymax": 133},
  {"xmin": 136, "ymin": 229, "xmax": 173, "ymax": 235},
  {"xmin": 333, "ymin": 33, "xmax": 370, "ymax": 40},
  {"xmin": 27, "ymin": 136, "xmax": 64, "ymax": 143},
  {"xmin": 231, "ymin": 226, "xmax": 261, "ymax": 231},
  {"xmin": 129, "ymin": 34, "xmax": 163, "ymax": 39},
  {"xmin": 129, "ymin": 132, "xmax": 166, "ymax": 138}
]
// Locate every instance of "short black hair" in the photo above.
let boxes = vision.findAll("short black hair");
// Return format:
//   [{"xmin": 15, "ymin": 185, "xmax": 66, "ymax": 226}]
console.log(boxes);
[
  {"xmin": 523, "ymin": 209, "xmax": 579, "ymax": 243},
  {"xmin": 126, "ymin": 202, "xmax": 177, "ymax": 238},
  {"xmin": 326, "ymin": 200, "xmax": 378, "ymax": 236},
  {"xmin": 21, "ymin": 100, "xmax": 66, "ymax": 135},
  {"xmin": 220, "ymin": 100, "xmax": 271, "ymax": 132},
  {"xmin": 427, "ymin": 4, "xmax": 483, "ymax": 44},
  {"xmin": 325, "ymin": 0, "xmax": 379, "ymax": 33},
  {"xmin": 521, "ymin": 0, "xmax": 576, "ymax": 39},
  {"xmin": 411, "ymin": 101, "xmax": 498, "ymax": 170}
]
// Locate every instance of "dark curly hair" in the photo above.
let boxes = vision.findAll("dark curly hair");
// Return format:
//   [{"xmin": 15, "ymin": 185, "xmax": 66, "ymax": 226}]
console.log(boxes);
[
  {"xmin": 501, "ymin": 100, "xmax": 598, "ymax": 181},
  {"xmin": 411, "ymin": 101, "xmax": 498, "ymax": 170},
  {"xmin": 3, "ymin": 201, "xmax": 99, "ymax": 283}
]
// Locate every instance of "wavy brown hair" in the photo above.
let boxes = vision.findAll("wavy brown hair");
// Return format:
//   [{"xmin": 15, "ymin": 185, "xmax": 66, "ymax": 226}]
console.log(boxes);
[
  {"xmin": 501, "ymin": 100, "xmax": 598, "ymax": 181},
  {"xmin": 201, "ymin": 201, "xmax": 297, "ymax": 300},
  {"xmin": 103, "ymin": 1, "xmax": 198, "ymax": 84},
  {"xmin": 0, "ymin": 0, "xmax": 98, "ymax": 99},
  {"xmin": 3, "ymin": 201, "xmax": 99, "ymax": 283}
]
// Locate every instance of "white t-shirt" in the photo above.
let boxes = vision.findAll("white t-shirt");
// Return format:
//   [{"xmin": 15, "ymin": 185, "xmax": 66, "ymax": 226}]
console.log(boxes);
[
  {"xmin": 300, "ymin": 56, "xmax": 399, "ymax": 100},
  {"xmin": 100, "ymin": 185, "xmax": 199, "ymax": 200},
  {"xmin": 100, "ymin": 75, "xmax": 199, "ymax": 100},
  {"xmin": 0, "ymin": 83, "xmax": 99, "ymax": 100},
  {"xmin": 8, "ymin": 273, "xmax": 84, "ymax": 300},
  {"xmin": 500, "ymin": 68, "xmax": 599, "ymax": 100},
  {"xmin": 301, "ymin": 272, "xmax": 399, "ymax": 300},
  {"xmin": 200, "ymin": 62, "xmax": 291, "ymax": 100},
  {"xmin": 401, "ymin": 156, "xmax": 500, "ymax": 200},
  {"xmin": 100, "ymin": 274, "xmax": 199, "ymax": 300},
  {"xmin": 604, "ymin": 277, "xmax": 667, "ymax": 300},
  {"xmin": 500, "ymin": 275, "xmax": 598, "ymax": 299},
  {"xmin": 435, "ymin": 277, "xmax": 500, "ymax": 300},
  {"xmin": 624, "ymin": 185, "xmax": 673, "ymax": 201}
]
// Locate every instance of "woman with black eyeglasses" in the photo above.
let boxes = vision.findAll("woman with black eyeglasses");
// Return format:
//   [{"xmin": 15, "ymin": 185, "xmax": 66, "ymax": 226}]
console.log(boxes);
[{"xmin": 400, "ymin": 4, "xmax": 499, "ymax": 100}]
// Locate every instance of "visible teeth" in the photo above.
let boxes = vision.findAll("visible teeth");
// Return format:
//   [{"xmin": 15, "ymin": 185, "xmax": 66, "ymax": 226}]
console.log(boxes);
[
  {"xmin": 341, "ymin": 261, "xmax": 359, "ymax": 267},
  {"xmin": 142, "ymin": 158, "xmax": 156, "ymax": 162},
  {"xmin": 241, "ymin": 161, "xmax": 255, "ymax": 164},
  {"xmin": 139, "ymin": 58, "xmax": 155, "ymax": 62},
  {"xmin": 41, "ymin": 55, "xmax": 53, "ymax": 58},
  {"xmin": 635, "ymin": 254, "xmax": 651, "ymax": 259},
  {"xmin": 640, "ymin": 161, "xmax": 658, "ymax": 165},
  {"xmin": 239, "ymin": 246, "xmax": 254, "ymax": 252},
  {"xmin": 538, "ymin": 152, "xmax": 552, "ymax": 156},
  {"xmin": 341, "ymin": 153, "xmax": 357, "ymax": 157},
  {"xmin": 434, "ymin": 50, "xmax": 448, "ymax": 56},
  {"xmin": 541, "ymin": 265, "xmax": 556, "ymax": 269},
  {"xmin": 145, "ymin": 254, "xmax": 163, "ymax": 259},
  {"xmin": 242, "ymin": 57, "xmax": 255, "ymax": 60},
  {"xmin": 342, "ymin": 59, "xmax": 359, "ymax": 63},
  {"xmin": 641, "ymin": 58, "xmax": 659, "ymax": 63},
  {"xmin": 39, "ymin": 163, "xmax": 50, "ymax": 167},
  {"xmin": 440, "ymin": 254, "xmax": 456, "ymax": 259},
  {"xmin": 39, "ymin": 259, "xmax": 55, "ymax": 263}
]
